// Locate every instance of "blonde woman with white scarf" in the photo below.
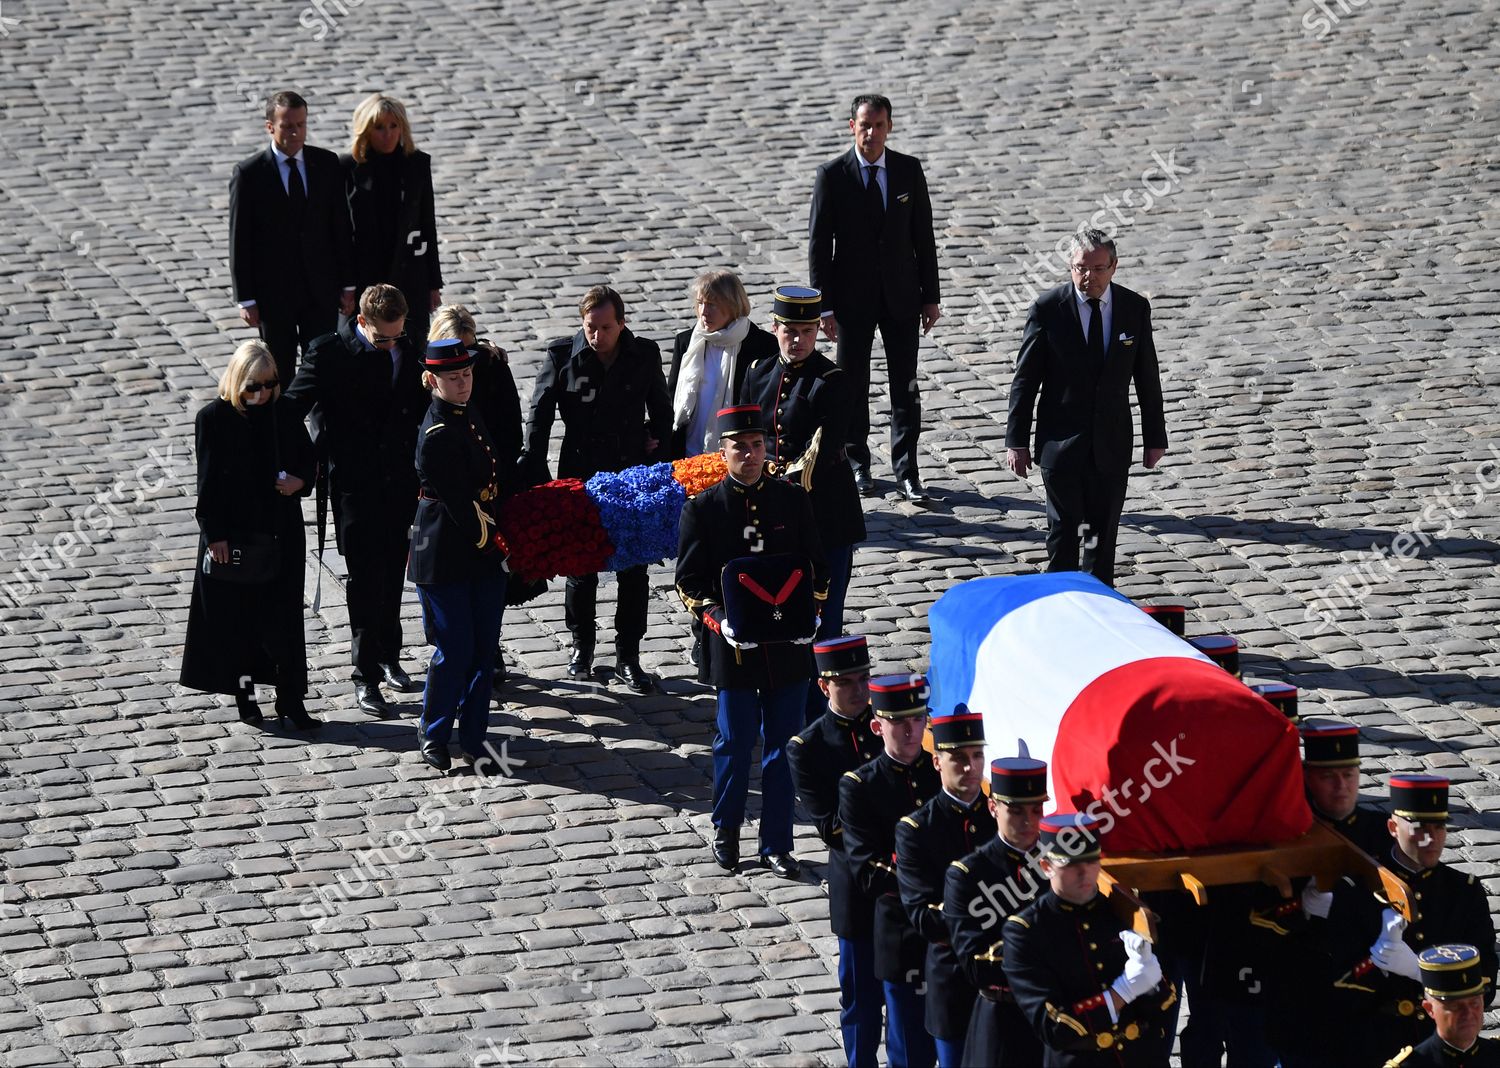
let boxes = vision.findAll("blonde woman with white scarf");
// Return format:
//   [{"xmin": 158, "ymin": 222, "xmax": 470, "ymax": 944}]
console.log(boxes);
[{"xmin": 667, "ymin": 270, "xmax": 778, "ymax": 459}]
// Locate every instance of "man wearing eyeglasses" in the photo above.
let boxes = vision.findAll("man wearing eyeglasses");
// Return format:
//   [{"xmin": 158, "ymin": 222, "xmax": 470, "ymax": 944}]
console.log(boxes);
[
  {"xmin": 286, "ymin": 283, "xmax": 429, "ymax": 715},
  {"xmin": 1004, "ymin": 229, "xmax": 1167, "ymax": 587}
]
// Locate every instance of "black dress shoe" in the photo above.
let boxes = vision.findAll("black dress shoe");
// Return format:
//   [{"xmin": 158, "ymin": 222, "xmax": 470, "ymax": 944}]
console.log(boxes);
[
  {"xmin": 354, "ymin": 683, "xmax": 388, "ymax": 716},
  {"xmin": 898, "ymin": 477, "xmax": 930, "ymax": 503},
  {"xmin": 568, "ymin": 647, "xmax": 593, "ymax": 680},
  {"xmin": 277, "ymin": 700, "xmax": 321, "ymax": 731},
  {"xmin": 853, "ymin": 467, "xmax": 875, "ymax": 496},
  {"xmin": 382, "ymin": 664, "xmax": 417, "ymax": 693},
  {"xmin": 613, "ymin": 660, "xmax": 656, "ymax": 695},
  {"xmin": 713, "ymin": 827, "xmax": 740, "ymax": 871},
  {"xmin": 764, "ymin": 852, "xmax": 801, "ymax": 879},
  {"xmin": 492, "ymin": 648, "xmax": 508, "ymax": 685},
  {"xmin": 234, "ymin": 693, "xmax": 263, "ymax": 725},
  {"xmin": 419, "ymin": 739, "xmax": 451, "ymax": 772}
]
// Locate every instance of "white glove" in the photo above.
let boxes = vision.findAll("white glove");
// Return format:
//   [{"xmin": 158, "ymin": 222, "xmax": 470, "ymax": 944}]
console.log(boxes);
[
  {"xmin": 717, "ymin": 617, "xmax": 757, "ymax": 651},
  {"xmin": 1110, "ymin": 932, "xmax": 1163, "ymax": 1004},
  {"xmin": 1301, "ymin": 879, "xmax": 1333, "ymax": 919},
  {"xmin": 1370, "ymin": 908, "xmax": 1420, "ymax": 980}
]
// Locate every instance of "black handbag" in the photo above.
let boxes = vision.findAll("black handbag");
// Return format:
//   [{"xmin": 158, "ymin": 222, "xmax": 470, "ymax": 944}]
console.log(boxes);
[{"xmin": 201, "ymin": 533, "xmax": 279, "ymax": 584}]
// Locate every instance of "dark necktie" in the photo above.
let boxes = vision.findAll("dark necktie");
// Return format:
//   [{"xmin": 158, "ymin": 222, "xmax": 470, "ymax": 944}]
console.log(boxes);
[
  {"xmin": 285, "ymin": 156, "xmax": 307, "ymax": 213},
  {"xmin": 865, "ymin": 164, "xmax": 884, "ymax": 221},
  {"xmin": 1086, "ymin": 297, "xmax": 1104, "ymax": 360}
]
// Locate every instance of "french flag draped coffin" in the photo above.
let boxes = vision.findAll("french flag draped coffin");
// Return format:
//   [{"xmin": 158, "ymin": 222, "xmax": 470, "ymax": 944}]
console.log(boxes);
[{"xmin": 928, "ymin": 573, "xmax": 1311, "ymax": 853}]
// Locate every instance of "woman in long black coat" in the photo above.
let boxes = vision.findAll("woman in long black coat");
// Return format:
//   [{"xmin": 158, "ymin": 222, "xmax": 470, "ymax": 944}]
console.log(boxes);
[
  {"xmin": 180, "ymin": 340, "xmax": 318, "ymax": 728},
  {"xmin": 343, "ymin": 93, "xmax": 442, "ymax": 345}
]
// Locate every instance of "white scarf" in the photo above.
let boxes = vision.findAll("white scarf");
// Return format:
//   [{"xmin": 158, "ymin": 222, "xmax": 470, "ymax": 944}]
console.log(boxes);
[{"xmin": 673, "ymin": 317, "xmax": 752, "ymax": 440}]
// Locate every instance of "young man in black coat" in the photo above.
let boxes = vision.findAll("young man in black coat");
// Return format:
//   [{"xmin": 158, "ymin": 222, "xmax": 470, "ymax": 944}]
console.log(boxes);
[
  {"xmin": 809, "ymin": 93, "xmax": 942, "ymax": 502},
  {"xmin": 523, "ymin": 285, "xmax": 672, "ymax": 694},
  {"xmin": 1005, "ymin": 229, "xmax": 1167, "ymax": 587},
  {"xmin": 229, "ymin": 90, "xmax": 356, "ymax": 383},
  {"xmin": 284, "ymin": 284, "xmax": 428, "ymax": 716}
]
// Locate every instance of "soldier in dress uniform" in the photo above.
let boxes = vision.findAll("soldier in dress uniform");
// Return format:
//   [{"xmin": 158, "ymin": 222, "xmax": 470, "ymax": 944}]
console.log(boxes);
[
  {"xmin": 1301, "ymin": 718, "xmax": 1390, "ymax": 855},
  {"xmin": 1002, "ymin": 813, "xmax": 1177, "ymax": 1067},
  {"xmin": 1386, "ymin": 944, "xmax": 1500, "ymax": 1067},
  {"xmin": 943, "ymin": 758, "xmax": 1050, "ymax": 1068},
  {"xmin": 1323, "ymin": 774, "xmax": 1498, "ymax": 1066},
  {"xmin": 789, "ymin": 635, "xmax": 884, "ymax": 1068},
  {"xmin": 740, "ymin": 285, "xmax": 865, "ymax": 650},
  {"xmin": 407, "ymin": 339, "xmax": 510, "ymax": 771},
  {"xmin": 895, "ymin": 708, "xmax": 998, "ymax": 1068},
  {"xmin": 839, "ymin": 675, "xmax": 940, "ymax": 1068},
  {"xmin": 675, "ymin": 404, "xmax": 827, "ymax": 879}
]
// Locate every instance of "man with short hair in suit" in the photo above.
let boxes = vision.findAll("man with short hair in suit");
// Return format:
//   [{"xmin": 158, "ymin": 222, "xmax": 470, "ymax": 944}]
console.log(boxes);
[
  {"xmin": 230, "ymin": 89, "xmax": 356, "ymax": 383},
  {"xmin": 1005, "ymin": 229, "xmax": 1167, "ymax": 587},
  {"xmin": 809, "ymin": 93, "xmax": 942, "ymax": 504}
]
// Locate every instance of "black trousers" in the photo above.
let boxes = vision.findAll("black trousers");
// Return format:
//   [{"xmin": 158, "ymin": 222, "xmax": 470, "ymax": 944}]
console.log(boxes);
[
  {"xmin": 337, "ymin": 491, "xmax": 412, "ymax": 684},
  {"xmin": 1041, "ymin": 464, "xmax": 1129, "ymax": 587},
  {"xmin": 836, "ymin": 306, "xmax": 922, "ymax": 481},
  {"xmin": 260, "ymin": 298, "xmax": 338, "ymax": 385},
  {"xmin": 565, "ymin": 564, "xmax": 648, "ymax": 659}
]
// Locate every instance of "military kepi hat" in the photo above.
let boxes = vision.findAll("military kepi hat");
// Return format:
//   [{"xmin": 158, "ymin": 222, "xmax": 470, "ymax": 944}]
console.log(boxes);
[
  {"xmin": 1039, "ymin": 812, "xmax": 1102, "ymax": 864},
  {"xmin": 814, "ymin": 635, "xmax": 870, "ymax": 679},
  {"xmin": 1390, "ymin": 773, "xmax": 1449, "ymax": 822},
  {"xmin": 1300, "ymin": 719, "xmax": 1360, "ymax": 767},
  {"xmin": 930, "ymin": 704, "xmax": 985, "ymax": 750},
  {"xmin": 990, "ymin": 757, "xmax": 1049, "ymax": 804},
  {"xmin": 1418, "ymin": 944, "xmax": 1488, "ymax": 1000},
  {"xmin": 716, "ymin": 404, "xmax": 766, "ymax": 439},
  {"xmin": 770, "ymin": 285, "xmax": 822, "ymax": 324},
  {"xmin": 869, "ymin": 673, "xmax": 928, "ymax": 719},
  {"xmin": 421, "ymin": 337, "xmax": 477, "ymax": 373},
  {"xmin": 1251, "ymin": 682, "xmax": 1299, "ymax": 723}
]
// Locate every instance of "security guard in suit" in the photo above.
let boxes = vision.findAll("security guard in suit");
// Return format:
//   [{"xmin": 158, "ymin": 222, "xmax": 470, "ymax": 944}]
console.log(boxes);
[
  {"xmin": 407, "ymin": 339, "xmax": 510, "ymax": 772},
  {"xmin": 788, "ymin": 636, "xmax": 884, "ymax": 1068},
  {"xmin": 839, "ymin": 675, "xmax": 940, "ymax": 1068},
  {"xmin": 895, "ymin": 708, "xmax": 997, "ymax": 1068},
  {"xmin": 1324, "ymin": 774, "xmax": 1498, "ymax": 1066},
  {"xmin": 675, "ymin": 404, "xmax": 827, "ymax": 878},
  {"xmin": 1386, "ymin": 944, "xmax": 1500, "ymax": 1067},
  {"xmin": 1002, "ymin": 813, "xmax": 1177, "ymax": 1067},
  {"xmin": 740, "ymin": 285, "xmax": 865, "ymax": 648},
  {"xmin": 943, "ymin": 758, "xmax": 1049, "ymax": 1068}
]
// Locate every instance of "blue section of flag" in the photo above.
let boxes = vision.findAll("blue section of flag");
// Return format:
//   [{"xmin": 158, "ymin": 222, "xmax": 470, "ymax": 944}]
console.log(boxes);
[{"xmin": 927, "ymin": 573, "xmax": 1132, "ymax": 717}]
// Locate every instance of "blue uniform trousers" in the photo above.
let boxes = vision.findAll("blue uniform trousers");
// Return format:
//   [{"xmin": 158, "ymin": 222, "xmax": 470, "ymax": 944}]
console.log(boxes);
[
  {"xmin": 416, "ymin": 573, "xmax": 507, "ymax": 754},
  {"xmin": 712, "ymin": 682, "xmax": 803, "ymax": 854},
  {"xmin": 883, "ymin": 979, "xmax": 936, "ymax": 1068},
  {"xmin": 838, "ymin": 935, "xmax": 883, "ymax": 1068}
]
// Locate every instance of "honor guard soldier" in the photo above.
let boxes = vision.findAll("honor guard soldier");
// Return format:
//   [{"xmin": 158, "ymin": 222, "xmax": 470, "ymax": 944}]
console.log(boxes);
[
  {"xmin": 675, "ymin": 404, "xmax": 827, "ymax": 878},
  {"xmin": 1301, "ymin": 718, "xmax": 1390, "ymax": 855},
  {"xmin": 1002, "ymin": 813, "xmax": 1177, "ymax": 1067},
  {"xmin": 1324, "ymin": 774, "xmax": 1497, "ymax": 1065},
  {"xmin": 895, "ymin": 707, "xmax": 998, "ymax": 1068},
  {"xmin": 943, "ymin": 758, "xmax": 1049, "ymax": 1068},
  {"xmin": 1386, "ymin": 944, "xmax": 1500, "ymax": 1067},
  {"xmin": 740, "ymin": 285, "xmax": 865, "ymax": 651},
  {"xmin": 788, "ymin": 636, "xmax": 884, "ymax": 1068},
  {"xmin": 839, "ymin": 675, "xmax": 940, "ymax": 1068},
  {"xmin": 407, "ymin": 339, "xmax": 511, "ymax": 771}
]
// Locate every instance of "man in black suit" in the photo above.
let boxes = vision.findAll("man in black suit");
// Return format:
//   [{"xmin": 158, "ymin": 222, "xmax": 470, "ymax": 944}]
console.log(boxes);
[
  {"xmin": 285, "ymin": 284, "xmax": 428, "ymax": 715},
  {"xmin": 1005, "ymin": 230, "xmax": 1167, "ymax": 587},
  {"xmin": 230, "ymin": 90, "xmax": 356, "ymax": 383},
  {"xmin": 809, "ymin": 93, "xmax": 942, "ymax": 503}
]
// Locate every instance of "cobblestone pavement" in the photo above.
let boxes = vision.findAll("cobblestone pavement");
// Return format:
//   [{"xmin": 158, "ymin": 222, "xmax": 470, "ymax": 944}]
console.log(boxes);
[{"xmin": 2, "ymin": 0, "xmax": 1499, "ymax": 1063}]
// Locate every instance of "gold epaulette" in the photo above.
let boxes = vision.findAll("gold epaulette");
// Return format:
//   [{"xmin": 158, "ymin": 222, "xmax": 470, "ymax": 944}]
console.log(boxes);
[
  {"xmin": 1006, "ymin": 914, "xmax": 1030, "ymax": 929},
  {"xmin": 899, "ymin": 815, "xmax": 919, "ymax": 829},
  {"xmin": 950, "ymin": 860, "xmax": 969, "ymax": 874}
]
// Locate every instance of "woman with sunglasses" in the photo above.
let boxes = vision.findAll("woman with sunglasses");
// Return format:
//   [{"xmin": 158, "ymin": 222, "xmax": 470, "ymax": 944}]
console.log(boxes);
[{"xmin": 181, "ymin": 340, "xmax": 319, "ymax": 728}]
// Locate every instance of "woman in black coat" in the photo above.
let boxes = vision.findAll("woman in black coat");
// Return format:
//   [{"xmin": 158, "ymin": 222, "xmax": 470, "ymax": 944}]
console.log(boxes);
[
  {"xmin": 666, "ymin": 269, "xmax": 778, "ymax": 460},
  {"xmin": 180, "ymin": 340, "xmax": 318, "ymax": 728},
  {"xmin": 343, "ymin": 93, "xmax": 442, "ymax": 345}
]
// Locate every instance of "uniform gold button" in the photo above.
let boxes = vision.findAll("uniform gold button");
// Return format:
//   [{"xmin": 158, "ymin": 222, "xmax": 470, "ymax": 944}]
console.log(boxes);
[{"xmin": 1090, "ymin": 943, "xmax": 1098, "ymax": 950}]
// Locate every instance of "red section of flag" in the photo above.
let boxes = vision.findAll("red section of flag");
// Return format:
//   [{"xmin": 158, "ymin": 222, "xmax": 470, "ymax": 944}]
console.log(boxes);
[{"xmin": 1051, "ymin": 657, "xmax": 1311, "ymax": 852}]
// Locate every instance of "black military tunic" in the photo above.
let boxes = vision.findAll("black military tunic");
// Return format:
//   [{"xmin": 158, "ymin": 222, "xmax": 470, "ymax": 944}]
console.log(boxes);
[
  {"xmin": 788, "ymin": 705, "xmax": 882, "ymax": 939},
  {"xmin": 674, "ymin": 474, "xmax": 827, "ymax": 691},
  {"xmin": 1002, "ymin": 890, "xmax": 1177, "ymax": 1067},
  {"xmin": 896, "ymin": 791, "xmax": 998, "ymax": 1046},
  {"xmin": 1321, "ymin": 802, "xmax": 1392, "ymax": 857},
  {"xmin": 1386, "ymin": 1034, "xmax": 1500, "ymax": 1068},
  {"xmin": 944, "ymin": 837, "xmax": 1046, "ymax": 1068},
  {"xmin": 740, "ymin": 351, "xmax": 865, "ymax": 550},
  {"xmin": 1323, "ymin": 851, "xmax": 1498, "ymax": 1065},
  {"xmin": 407, "ymin": 397, "xmax": 507, "ymax": 585},
  {"xmin": 839, "ymin": 752, "xmax": 940, "ymax": 983}
]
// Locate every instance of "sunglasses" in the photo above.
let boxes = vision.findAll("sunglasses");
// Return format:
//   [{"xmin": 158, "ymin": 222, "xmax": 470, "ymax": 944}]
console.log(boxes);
[
  {"xmin": 371, "ymin": 331, "xmax": 407, "ymax": 344},
  {"xmin": 243, "ymin": 379, "xmax": 279, "ymax": 394}
]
